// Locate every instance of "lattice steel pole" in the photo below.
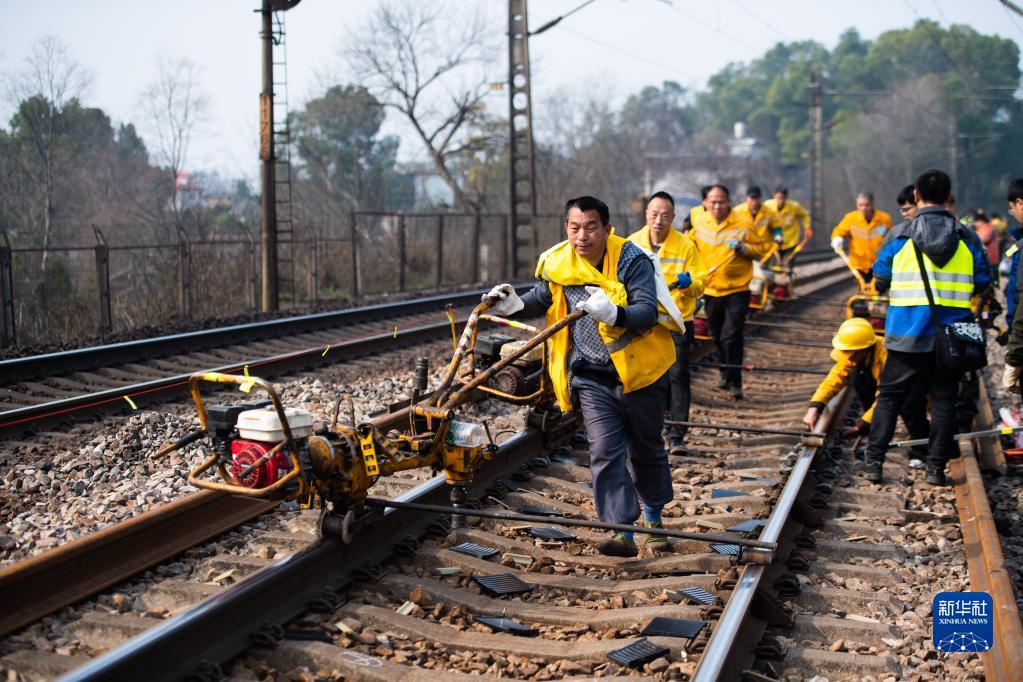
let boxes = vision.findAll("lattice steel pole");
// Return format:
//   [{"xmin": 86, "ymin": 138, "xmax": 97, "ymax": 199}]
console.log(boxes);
[{"xmin": 508, "ymin": 0, "xmax": 539, "ymax": 278}]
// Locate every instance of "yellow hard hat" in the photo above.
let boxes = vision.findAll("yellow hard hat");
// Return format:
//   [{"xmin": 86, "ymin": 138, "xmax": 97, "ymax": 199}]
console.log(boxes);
[{"xmin": 832, "ymin": 317, "xmax": 877, "ymax": 352}]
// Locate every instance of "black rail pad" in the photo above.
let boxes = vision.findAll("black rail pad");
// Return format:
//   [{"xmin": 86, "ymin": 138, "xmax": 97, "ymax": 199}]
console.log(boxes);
[
  {"xmin": 640, "ymin": 617, "xmax": 707, "ymax": 640},
  {"xmin": 474, "ymin": 573, "xmax": 534, "ymax": 597},
  {"xmin": 451, "ymin": 542, "xmax": 499, "ymax": 559},
  {"xmin": 529, "ymin": 527, "xmax": 576, "ymax": 541},
  {"xmin": 607, "ymin": 638, "xmax": 669, "ymax": 668},
  {"xmin": 473, "ymin": 615, "xmax": 539, "ymax": 636},
  {"xmin": 709, "ymin": 543, "xmax": 741, "ymax": 556},
  {"xmin": 710, "ymin": 489, "xmax": 746, "ymax": 499},
  {"xmin": 727, "ymin": 519, "xmax": 768, "ymax": 533},
  {"xmin": 516, "ymin": 505, "xmax": 562, "ymax": 517},
  {"xmin": 496, "ymin": 477, "xmax": 522, "ymax": 492},
  {"xmin": 677, "ymin": 587, "xmax": 716, "ymax": 605}
]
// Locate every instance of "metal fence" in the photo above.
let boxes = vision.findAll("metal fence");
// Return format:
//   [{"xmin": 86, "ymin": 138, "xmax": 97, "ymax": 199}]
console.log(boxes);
[{"xmin": 1, "ymin": 212, "xmax": 601, "ymax": 348}]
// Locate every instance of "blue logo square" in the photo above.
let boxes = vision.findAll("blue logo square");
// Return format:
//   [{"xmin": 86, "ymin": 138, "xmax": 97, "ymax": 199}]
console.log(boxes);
[{"xmin": 933, "ymin": 592, "xmax": 993, "ymax": 652}]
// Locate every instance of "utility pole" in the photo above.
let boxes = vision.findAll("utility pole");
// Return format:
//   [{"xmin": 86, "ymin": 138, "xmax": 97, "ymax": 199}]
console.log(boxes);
[
  {"xmin": 259, "ymin": 0, "xmax": 278, "ymax": 312},
  {"xmin": 948, "ymin": 114, "xmax": 958, "ymax": 192},
  {"xmin": 258, "ymin": 0, "xmax": 300, "ymax": 312},
  {"xmin": 507, "ymin": 0, "xmax": 538, "ymax": 279},
  {"xmin": 809, "ymin": 71, "xmax": 824, "ymax": 237}
]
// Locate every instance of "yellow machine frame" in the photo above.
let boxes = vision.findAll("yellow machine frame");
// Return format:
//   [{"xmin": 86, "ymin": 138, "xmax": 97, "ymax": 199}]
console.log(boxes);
[{"xmin": 184, "ymin": 297, "xmax": 582, "ymax": 511}]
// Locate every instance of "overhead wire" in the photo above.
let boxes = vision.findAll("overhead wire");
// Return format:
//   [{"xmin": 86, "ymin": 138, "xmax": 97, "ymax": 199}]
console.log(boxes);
[
  {"xmin": 728, "ymin": 0, "xmax": 790, "ymax": 41},
  {"xmin": 660, "ymin": 1, "xmax": 762, "ymax": 53}
]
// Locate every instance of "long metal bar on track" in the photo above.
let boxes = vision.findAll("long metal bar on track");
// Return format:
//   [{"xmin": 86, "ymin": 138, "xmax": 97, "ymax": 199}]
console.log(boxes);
[
  {"xmin": 949, "ymin": 373, "xmax": 1023, "ymax": 681},
  {"xmin": 0, "ymin": 491, "xmax": 278, "ymax": 637},
  {"xmin": 693, "ymin": 387, "xmax": 850, "ymax": 682},
  {"xmin": 59, "ymin": 429, "xmax": 545, "ymax": 682},
  {"xmin": 0, "ymin": 285, "xmax": 531, "ymax": 383}
]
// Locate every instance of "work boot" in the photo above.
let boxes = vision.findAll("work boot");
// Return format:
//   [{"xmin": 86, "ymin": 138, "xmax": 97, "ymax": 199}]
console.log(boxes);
[
  {"xmin": 668, "ymin": 438, "xmax": 687, "ymax": 457},
  {"xmin": 643, "ymin": 521, "xmax": 674, "ymax": 552},
  {"xmin": 860, "ymin": 461, "xmax": 882, "ymax": 483},
  {"xmin": 729, "ymin": 384, "xmax": 744, "ymax": 400},
  {"xmin": 717, "ymin": 376, "xmax": 729, "ymax": 390},
  {"xmin": 596, "ymin": 532, "xmax": 638, "ymax": 557},
  {"xmin": 925, "ymin": 466, "xmax": 947, "ymax": 486}
]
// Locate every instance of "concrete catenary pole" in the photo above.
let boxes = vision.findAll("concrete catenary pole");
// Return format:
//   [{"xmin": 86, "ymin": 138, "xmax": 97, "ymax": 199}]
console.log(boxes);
[{"xmin": 809, "ymin": 71, "xmax": 824, "ymax": 237}]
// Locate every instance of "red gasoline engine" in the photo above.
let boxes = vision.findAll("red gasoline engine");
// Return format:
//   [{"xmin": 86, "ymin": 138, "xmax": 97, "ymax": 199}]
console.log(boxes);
[{"xmin": 205, "ymin": 401, "xmax": 314, "ymax": 489}]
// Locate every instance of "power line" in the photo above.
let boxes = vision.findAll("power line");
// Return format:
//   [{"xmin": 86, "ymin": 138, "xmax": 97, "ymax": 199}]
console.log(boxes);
[
  {"xmin": 901, "ymin": 0, "xmax": 978, "ymax": 95},
  {"xmin": 661, "ymin": 2, "xmax": 762, "ymax": 53},
  {"xmin": 997, "ymin": 0, "xmax": 1023, "ymax": 39},
  {"xmin": 728, "ymin": 0, "xmax": 789, "ymax": 40},
  {"xmin": 557, "ymin": 24, "xmax": 699, "ymax": 79}
]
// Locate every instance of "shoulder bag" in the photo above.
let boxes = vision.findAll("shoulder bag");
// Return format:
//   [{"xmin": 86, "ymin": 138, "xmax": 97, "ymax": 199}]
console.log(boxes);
[{"xmin": 912, "ymin": 241, "xmax": 986, "ymax": 372}]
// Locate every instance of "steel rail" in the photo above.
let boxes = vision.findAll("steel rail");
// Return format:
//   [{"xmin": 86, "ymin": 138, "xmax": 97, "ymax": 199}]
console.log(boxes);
[
  {"xmin": 0, "ymin": 491, "xmax": 277, "ymax": 637},
  {"xmin": 59, "ymin": 429, "xmax": 547, "ymax": 682},
  {"xmin": 0, "ymin": 286, "xmax": 531, "ymax": 383},
  {"xmin": 0, "ymin": 297, "xmax": 524, "ymax": 436},
  {"xmin": 692, "ymin": 387, "xmax": 850, "ymax": 682},
  {"xmin": 949, "ymin": 373, "xmax": 1023, "ymax": 681}
]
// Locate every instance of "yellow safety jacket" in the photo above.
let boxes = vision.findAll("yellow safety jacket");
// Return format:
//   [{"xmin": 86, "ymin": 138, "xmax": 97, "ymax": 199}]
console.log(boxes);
[
  {"xmin": 536, "ymin": 234, "xmax": 675, "ymax": 412},
  {"xmin": 811, "ymin": 341, "xmax": 886, "ymax": 423},
  {"xmin": 733, "ymin": 203, "xmax": 781, "ymax": 240},
  {"xmin": 889, "ymin": 240, "xmax": 974, "ymax": 308},
  {"xmin": 626, "ymin": 226, "xmax": 708, "ymax": 326},
  {"xmin": 764, "ymin": 198, "xmax": 810, "ymax": 250},
  {"xmin": 831, "ymin": 210, "xmax": 893, "ymax": 272},
  {"xmin": 690, "ymin": 208, "xmax": 772, "ymax": 297}
]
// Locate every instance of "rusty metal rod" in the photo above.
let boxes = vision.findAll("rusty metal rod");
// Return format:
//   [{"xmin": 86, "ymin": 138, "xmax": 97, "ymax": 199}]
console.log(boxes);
[
  {"xmin": 888, "ymin": 425, "xmax": 1023, "ymax": 450},
  {"xmin": 362, "ymin": 497, "xmax": 777, "ymax": 551},
  {"xmin": 693, "ymin": 362, "xmax": 830, "ymax": 376},
  {"xmin": 665, "ymin": 420, "xmax": 826, "ymax": 440},
  {"xmin": 150, "ymin": 429, "xmax": 205, "ymax": 459}
]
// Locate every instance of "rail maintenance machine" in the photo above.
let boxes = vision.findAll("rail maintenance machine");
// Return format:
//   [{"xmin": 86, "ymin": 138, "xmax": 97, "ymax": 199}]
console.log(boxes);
[{"xmin": 169, "ymin": 294, "xmax": 583, "ymax": 540}]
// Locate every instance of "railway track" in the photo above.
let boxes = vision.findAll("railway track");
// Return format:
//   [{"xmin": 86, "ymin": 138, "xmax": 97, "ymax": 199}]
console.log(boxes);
[
  {"xmin": 0, "ymin": 251, "xmax": 840, "ymax": 440},
  {"xmin": 0, "ymin": 256, "xmax": 1017, "ymax": 681}
]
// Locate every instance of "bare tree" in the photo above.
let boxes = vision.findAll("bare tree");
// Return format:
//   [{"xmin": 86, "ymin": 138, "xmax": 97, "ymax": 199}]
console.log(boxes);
[
  {"xmin": 136, "ymin": 56, "xmax": 210, "ymax": 235},
  {"xmin": 341, "ymin": 1, "xmax": 494, "ymax": 211},
  {"xmin": 2, "ymin": 36, "xmax": 92, "ymax": 268}
]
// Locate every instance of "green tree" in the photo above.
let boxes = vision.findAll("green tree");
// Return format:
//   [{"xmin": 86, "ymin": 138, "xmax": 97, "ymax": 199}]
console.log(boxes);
[{"xmin": 290, "ymin": 84, "xmax": 408, "ymax": 211}]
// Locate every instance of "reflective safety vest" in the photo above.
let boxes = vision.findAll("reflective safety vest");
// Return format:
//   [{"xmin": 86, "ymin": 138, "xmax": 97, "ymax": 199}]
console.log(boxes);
[
  {"xmin": 626, "ymin": 225, "xmax": 708, "ymax": 326},
  {"xmin": 831, "ymin": 209, "xmax": 892, "ymax": 272},
  {"xmin": 536, "ymin": 234, "xmax": 675, "ymax": 412},
  {"xmin": 889, "ymin": 239, "xmax": 974, "ymax": 308}
]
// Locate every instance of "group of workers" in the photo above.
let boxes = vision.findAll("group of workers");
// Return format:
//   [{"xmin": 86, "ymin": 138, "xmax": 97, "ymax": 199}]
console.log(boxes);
[{"xmin": 484, "ymin": 167, "xmax": 1004, "ymax": 557}]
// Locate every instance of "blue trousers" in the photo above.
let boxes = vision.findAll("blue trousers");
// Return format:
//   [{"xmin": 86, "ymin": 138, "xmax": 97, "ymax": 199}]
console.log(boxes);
[{"xmin": 572, "ymin": 372, "xmax": 673, "ymax": 524}]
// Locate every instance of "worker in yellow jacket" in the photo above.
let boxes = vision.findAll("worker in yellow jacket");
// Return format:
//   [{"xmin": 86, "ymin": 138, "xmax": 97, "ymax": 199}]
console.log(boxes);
[
  {"xmin": 628, "ymin": 191, "xmax": 709, "ymax": 457},
  {"xmin": 485, "ymin": 195, "xmax": 676, "ymax": 558},
  {"xmin": 801, "ymin": 317, "xmax": 928, "ymax": 458},
  {"xmin": 764, "ymin": 185, "xmax": 811, "ymax": 262},
  {"xmin": 830, "ymin": 192, "xmax": 893, "ymax": 281},
  {"xmin": 690, "ymin": 183, "xmax": 772, "ymax": 399}
]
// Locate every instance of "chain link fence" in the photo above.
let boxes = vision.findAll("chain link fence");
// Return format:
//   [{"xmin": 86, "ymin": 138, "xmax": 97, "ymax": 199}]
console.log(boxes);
[{"xmin": 1, "ymin": 212, "xmax": 592, "ymax": 348}]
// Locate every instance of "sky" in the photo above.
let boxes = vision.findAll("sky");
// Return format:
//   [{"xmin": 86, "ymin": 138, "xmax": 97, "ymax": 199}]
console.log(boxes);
[{"xmin": 4, "ymin": 0, "xmax": 1023, "ymax": 185}]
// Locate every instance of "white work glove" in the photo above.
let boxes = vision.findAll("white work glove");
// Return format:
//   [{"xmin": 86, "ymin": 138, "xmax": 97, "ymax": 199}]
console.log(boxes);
[
  {"xmin": 575, "ymin": 285, "xmax": 618, "ymax": 325},
  {"xmin": 484, "ymin": 283, "xmax": 523, "ymax": 316},
  {"xmin": 831, "ymin": 236, "xmax": 845, "ymax": 253},
  {"xmin": 1003, "ymin": 365, "xmax": 1022, "ymax": 395}
]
